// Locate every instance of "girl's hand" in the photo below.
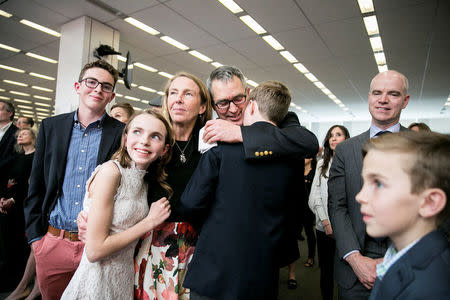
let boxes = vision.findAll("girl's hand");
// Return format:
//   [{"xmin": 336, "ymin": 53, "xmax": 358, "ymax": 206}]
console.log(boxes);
[
  {"xmin": 77, "ymin": 211, "xmax": 89, "ymax": 242},
  {"xmin": 146, "ymin": 197, "xmax": 171, "ymax": 229}
]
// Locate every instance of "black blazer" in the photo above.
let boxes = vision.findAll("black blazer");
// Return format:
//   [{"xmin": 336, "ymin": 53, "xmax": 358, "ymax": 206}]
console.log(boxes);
[
  {"xmin": 328, "ymin": 126, "xmax": 408, "ymax": 289},
  {"xmin": 180, "ymin": 122, "xmax": 308, "ymax": 300},
  {"xmin": 369, "ymin": 230, "xmax": 450, "ymax": 300},
  {"xmin": 0, "ymin": 123, "xmax": 18, "ymax": 171},
  {"xmin": 24, "ymin": 111, "xmax": 124, "ymax": 242}
]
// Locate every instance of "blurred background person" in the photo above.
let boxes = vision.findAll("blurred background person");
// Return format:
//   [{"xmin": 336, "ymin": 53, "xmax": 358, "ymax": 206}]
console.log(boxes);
[
  {"xmin": 16, "ymin": 116, "xmax": 35, "ymax": 130},
  {"xmin": 110, "ymin": 102, "xmax": 135, "ymax": 123},
  {"xmin": 309, "ymin": 125, "xmax": 350, "ymax": 300},
  {"xmin": 0, "ymin": 128, "xmax": 36, "ymax": 297},
  {"xmin": 408, "ymin": 122, "xmax": 431, "ymax": 132}
]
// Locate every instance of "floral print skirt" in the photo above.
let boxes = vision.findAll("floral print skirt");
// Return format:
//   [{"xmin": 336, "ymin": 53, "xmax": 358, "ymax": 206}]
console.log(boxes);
[{"xmin": 134, "ymin": 222, "xmax": 197, "ymax": 300}]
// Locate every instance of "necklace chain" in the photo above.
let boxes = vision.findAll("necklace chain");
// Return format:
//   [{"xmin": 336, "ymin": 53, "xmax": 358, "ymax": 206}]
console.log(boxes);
[{"xmin": 174, "ymin": 136, "xmax": 192, "ymax": 163}]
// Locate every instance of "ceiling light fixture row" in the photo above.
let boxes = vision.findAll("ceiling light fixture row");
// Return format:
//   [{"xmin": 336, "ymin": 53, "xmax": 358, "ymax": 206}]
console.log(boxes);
[
  {"xmin": 0, "ymin": 63, "xmax": 56, "ymax": 80},
  {"xmin": 0, "ymin": 40, "xmax": 58, "ymax": 64},
  {"xmin": 357, "ymin": 0, "xmax": 388, "ymax": 73},
  {"xmin": 0, "ymin": 9, "xmax": 61, "ymax": 37},
  {"xmin": 217, "ymin": 0, "xmax": 352, "ymax": 117}
]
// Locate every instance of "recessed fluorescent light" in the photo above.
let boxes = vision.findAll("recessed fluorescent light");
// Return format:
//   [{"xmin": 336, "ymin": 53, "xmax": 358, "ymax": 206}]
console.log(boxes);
[
  {"xmin": 33, "ymin": 95, "xmax": 52, "ymax": 100},
  {"xmin": 124, "ymin": 95, "xmax": 140, "ymax": 101},
  {"xmin": 0, "ymin": 43, "xmax": 20, "ymax": 52},
  {"xmin": 32, "ymin": 86, "xmax": 54, "ymax": 92},
  {"xmin": 22, "ymin": 114, "xmax": 34, "ymax": 118},
  {"xmin": 0, "ymin": 64, "xmax": 25, "ymax": 73},
  {"xmin": 117, "ymin": 79, "xmax": 124, "ymax": 84},
  {"xmin": 262, "ymin": 35, "xmax": 284, "ymax": 50},
  {"xmin": 20, "ymin": 109, "xmax": 34, "ymax": 114},
  {"xmin": 334, "ymin": 99, "xmax": 342, "ymax": 104},
  {"xmin": 157, "ymin": 91, "xmax": 165, "ymax": 96},
  {"xmin": 115, "ymin": 93, "xmax": 123, "ymax": 97},
  {"xmin": 211, "ymin": 62, "xmax": 223, "ymax": 68},
  {"xmin": 160, "ymin": 36, "xmax": 189, "ymax": 51},
  {"xmin": 328, "ymin": 94, "xmax": 337, "ymax": 100},
  {"xmin": 290, "ymin": 103, "xmax": 296, "ymax": 107},
  {"xmin": 124, "ymin": 17, "xmax": 160, "ymax": 35},
  {"xmin": 158, "ymin": 72, "xmax": 174, "ymax": 79},
  {"xmin": 304, "ymin": 73, "xmax": 318, "ymax": 82},
  {"xmin": 17, "ymin": 104, "xmax": 33, "ymax": 109},
  {"xmin": 363, "ymin": 15, "xmax": 379, "ymax": 36},
  {"xmin": 36, "ymin": 111, "xmax": 50, "ymax": 116},
  {"xmin": 26, "ymin": 52, "xmax": 58, "ymax": 64},
  {"xmin": 314, "ymin": 81, "xmax": 325, "ymax": 89},
  {"xmin": 0, "ymin": 96, "xmax": 10, "ymax": 100},
  {"xmin": 10, "ymin": 91, "xmax": 30, "ymax": 96},
  {"xmin": 321, "ymin": 88, "xmax": 332, "ymax": 95},
  {"xmin": 133, "ymin": 107, "xmax": 142, "ymax": 111},
  {"xmin": 20, "ymin": 19, "xmax": 61, "ymax": 37},
  {"xmin": 377, "ymin": 64, "xmax": 388, "ymax": 73},
  {"xmin": 239, "ymin": 15, "xmax": 267, "ymax": 35},
  {"xmin": 117, "ymin": 55, "xmax": 126, "ymax": 62},
  {"xmin": 0, "ymin": 88, "xmax": 5, "ymax": 92},
  {"xmin": 139, "ymin": 86, "xmax": 156, "ymax": 93},
  {"xmin": 189, "ymin": 50, "xmax": 213, "ymax": 62},
  {"xmin": 35, "ymin": 102, "xmax": 51, "ymax": 107},
  {"xmin": 134, "ymin": 62, "xmax": 157, "ymax": 72},
  {"xmin": 131, "ymin": 83, "xmax": 138, "ymax": 87},
  {"xmin": 141, "ymin": 100, "xmax": 149, "ymax": 104},
  {"xmin": 445, "ymin": 102, "xmax": 450, "ymax": 106},
  {"xmin": 280, "ymin": 51, "xmax": 298, "ymax": 63},
  {"xmin": 30, "ymin": 72, "xmax": 55, "ymax": 80},
  {"xmin": 301, "ymin": 109, "xmax": 308, "ymax": 113},
  {"xmin": 3, "ymin": 80, "xmax": 28, "ymax": 87},
  {"xmin": 357, "ymin": 0, "xmax": 375, "ymax": 13},
  {"xmin": 0, "ymin": 10, "xmax": 12, "ymax": 18},
  {"xmin": 246, "ymin": 80, "xmax": 259, "ymax": 87},
  {"xmin": 218, "ymin": 0, "xmax": 243, "ymax": 13},
  {"xmin": 374, "ymin": 52, "xmax": 386, "ymax": 65},
  {"xmin": 14, "ymin": 99, "xmax": 33, "ymax": 104},
  {"xmin": 338, "ymin": 103, "xmax": 345, "ymax": 108},
  {"xmin": 35, "ymin": 107, "xmax": 50, "ymax": 112},
  {"xmin": 293, "ymin": 63, "xmax": 309, "ymax": 74},
  {"xmin": 369, "ymin": 36, "xmax": 383, "ymax": 52}
]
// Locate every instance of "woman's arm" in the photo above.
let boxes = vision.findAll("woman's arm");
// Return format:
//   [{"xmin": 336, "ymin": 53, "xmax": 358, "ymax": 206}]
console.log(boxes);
[{"xmin": 85, "ymin": 162, "xmax": 170, "ymax": 262}]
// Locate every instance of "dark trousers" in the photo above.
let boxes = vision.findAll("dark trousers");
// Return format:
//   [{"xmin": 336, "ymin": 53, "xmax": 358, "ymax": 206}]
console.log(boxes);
[{"xmin": 316, "ymin": 229, "xmax": 336, "ymax": 300}]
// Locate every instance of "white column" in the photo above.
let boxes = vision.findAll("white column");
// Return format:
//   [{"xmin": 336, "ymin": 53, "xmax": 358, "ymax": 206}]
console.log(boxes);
[{"xmin": 55, "ymin": 16, "xmax": 120, "ymax": 115}]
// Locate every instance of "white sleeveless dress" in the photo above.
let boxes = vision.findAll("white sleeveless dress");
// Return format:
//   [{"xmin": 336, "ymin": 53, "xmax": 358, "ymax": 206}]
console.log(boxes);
[{"xmin": 62, "ymin": 160, "xmax": 148, "ymax": 300}]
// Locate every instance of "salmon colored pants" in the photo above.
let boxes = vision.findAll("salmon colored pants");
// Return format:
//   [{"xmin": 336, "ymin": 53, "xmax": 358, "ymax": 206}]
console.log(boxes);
[{"xmin": 33, "ymin": 231, "xmax": 84, "ymax": 300}]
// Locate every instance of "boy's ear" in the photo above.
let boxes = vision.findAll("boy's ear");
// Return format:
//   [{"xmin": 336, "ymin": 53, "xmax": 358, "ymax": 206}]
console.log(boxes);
[{"xmin": 419, "ymin": 188, "xmax": 446, "ymax": 218}]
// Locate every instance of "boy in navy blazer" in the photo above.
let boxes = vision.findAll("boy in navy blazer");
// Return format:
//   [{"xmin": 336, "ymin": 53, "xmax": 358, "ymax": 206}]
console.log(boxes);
[{"xmin": 356, "ymin": 131, "xmax": 449, "ymax": 300}]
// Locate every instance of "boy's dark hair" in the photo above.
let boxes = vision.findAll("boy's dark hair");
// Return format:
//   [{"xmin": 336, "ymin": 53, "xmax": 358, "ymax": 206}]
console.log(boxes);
[
  {"xmin": 0, "ymin": 100, "xmax": 15, "ymax": 120},
  {"xmin": 248, "ymin": 81, "xmax": 291, "ymax": 125},
  {"xmin": 78, "ymin": 60, "xmax": 119, "ymax": 85},
  {"xmin": 363, "ymin": 131, "xmax": 450, "ymax": 224},
  {"xmin": 18, "ymin": 116, "xmax": 35, "ymax": 127}
]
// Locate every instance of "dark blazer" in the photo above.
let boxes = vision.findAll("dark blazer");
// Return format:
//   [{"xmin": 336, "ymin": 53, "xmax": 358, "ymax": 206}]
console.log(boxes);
[
  {"xmin": 24, "ymin": 111, "xmax": 124, "ymax": 242},
  {"xmin": 181, "ymin": 122, "xmax": 308, "ymax": 300},
  {"xmin": 0, "ymin": 123, "xmax": 18, "ymax": 173},
  {"xmin": 241, "ymin": 112, "xmax": 319, "ymax": 160},
  {"xmin": 328, "ymin": 126, "xmax": 407, "ymax": 289},
  {"xmin": 369, "ymin": 230, "xmax": 450, "ymax": 300}
]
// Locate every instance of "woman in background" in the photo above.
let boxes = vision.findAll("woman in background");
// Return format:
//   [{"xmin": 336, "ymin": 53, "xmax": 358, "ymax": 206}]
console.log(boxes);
[
  {"xmin": 134, "ymin": 72, "xmax": 212, "ymax": 300},
  {"xmin": 309, "ymin": 125, "xmax": 350, "ymax": 300}
]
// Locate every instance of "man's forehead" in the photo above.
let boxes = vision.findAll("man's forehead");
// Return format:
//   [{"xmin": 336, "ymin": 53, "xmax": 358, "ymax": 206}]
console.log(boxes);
[{"xmin": 211, "ymin": 77, "xmax": 245, "ymax": 98}]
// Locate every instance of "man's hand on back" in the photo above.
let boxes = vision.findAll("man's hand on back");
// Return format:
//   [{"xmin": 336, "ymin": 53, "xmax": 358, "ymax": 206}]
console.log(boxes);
[{"xmin": 203, "ymin": 119, "xmax": 243, "ymax": 144}]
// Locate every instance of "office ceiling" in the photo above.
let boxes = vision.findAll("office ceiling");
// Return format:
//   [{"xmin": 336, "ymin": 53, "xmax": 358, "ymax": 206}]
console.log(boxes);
[{"xmin": 0, "ymin": 0, "xmax": 449, "ymax": 124}]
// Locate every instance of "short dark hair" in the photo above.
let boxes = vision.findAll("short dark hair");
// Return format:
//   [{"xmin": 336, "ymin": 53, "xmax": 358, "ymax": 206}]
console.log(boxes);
[
  {"xmin": 248, "ymin": 81, "xmax": 291, "ymax": 125},
  {"xmin": 0, "ymin": 100, "xmax": 15, "ymax": 120},
  {"xmin": 78, "ymin": 60, "xmax": 119, "ymax": 85},
  {"xmin": 18, "ymin": 116, "xmax": 35, "ymax": 127},
  {"xmin": 111, "ymin": 102, "xmax": 135, "ymax": 119}
]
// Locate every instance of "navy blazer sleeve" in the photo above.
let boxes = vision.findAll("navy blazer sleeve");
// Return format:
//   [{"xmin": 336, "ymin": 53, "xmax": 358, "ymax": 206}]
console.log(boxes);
[{"xmin": 241, "ymin": 112, "xmax": 318, "ymax": 160}]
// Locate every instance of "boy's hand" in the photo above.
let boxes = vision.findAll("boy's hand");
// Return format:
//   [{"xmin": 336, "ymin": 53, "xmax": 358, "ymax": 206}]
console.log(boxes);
[
  {"xmin": 146, "ymin": 197, "xmax": 171, "ymax": 229},
  {"xmin": 203, "ymin": 119, "xmax": 242, "ymax": 144},
  {"xmin": 345, "ymin": 252, "xmax": 379, "ymax": 289},
  {"xmin": 77, "ymin": 211, "xmax": 88, "ymax": 242}
]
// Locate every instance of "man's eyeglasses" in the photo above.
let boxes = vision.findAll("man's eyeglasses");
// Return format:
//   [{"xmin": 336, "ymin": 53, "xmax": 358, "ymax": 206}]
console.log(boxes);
[
  {"xmin": 214, "ymin": 95, "xmax": 247, "ymax": 111},
  {"xmin": 80, "ymin": 77, "xmax": 115, "ymax": 93}
]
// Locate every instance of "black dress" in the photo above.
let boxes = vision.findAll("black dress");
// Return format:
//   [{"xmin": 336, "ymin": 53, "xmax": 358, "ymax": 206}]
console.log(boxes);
[{"xmin": 0, "ymin": 152, "xmax": 34, "ymax": 292}]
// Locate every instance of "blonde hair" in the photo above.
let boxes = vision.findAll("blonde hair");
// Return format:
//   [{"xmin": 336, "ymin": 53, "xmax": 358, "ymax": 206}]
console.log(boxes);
[
  {"xmin": 363, "ymin": 131, "xmax": 450, "ymax": 224},
  {"xmin": 161, "ymin": 72, "xmax": 212, "ymax": 128},
  {"xmin": 111, "ymin": 110, "xmax": 174, "ymax": 199},
  {"xmin": 248, "ymin": 81, "xmax": 291, "ymax": 125},
  {"xmin": 15, "ymin": 128, "xmax": 37, "ymax": 153}
]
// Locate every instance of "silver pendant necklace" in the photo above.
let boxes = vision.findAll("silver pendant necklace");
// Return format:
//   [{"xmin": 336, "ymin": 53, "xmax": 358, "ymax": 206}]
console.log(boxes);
[{"xmin": 174, "ymin": 137, "xmax": 192, "ymax": 163}]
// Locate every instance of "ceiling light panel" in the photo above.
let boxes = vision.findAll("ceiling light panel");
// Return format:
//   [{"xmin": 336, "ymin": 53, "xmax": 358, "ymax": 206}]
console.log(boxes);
[
  {"xmin": 304, "ymin": 73, "xmax": 318, "ymax": 82},
  {"xmin": 10, "ymin": 91, "xmax": 30, "ymax": 96},
  {"xmin": 378, "ymin": 64, "xmax": 388, "ymax": 73},
  {"xmin": 374, "ymin": 52, "xmax": 386, "ymax": 65},
  {"xmin": 17, "ymin": 104, "xmax": 33, "ymax": 109},
  {"xmin": 357, "ymin": 0, "xmax": 375, "ymax": 13},
  {"xmin": 0, "ymin": 10, "xmax": 12, "ymax": 18},
  {"xmin": 124, "ymin": 95, "xmax": 140, "ymax": 101},
  {"xmin": 189, "ymin": 50, "xmax": 213, "ymax": 62},
  {"xmin": 0, "ymin": 64, "xmax": 25, "ymax": 73},
  {"xmin": 160, "ymin": 36, "xmax": 190, "ymax": 51},
  {"xmin": 30, "ymin": 72, "xmax": 55, "ymax": 80},
  {"xmin": 280, "ymin": 51, "xmax": 298, "ymax": 63},
  {"xmin": 14, "ymin": 99, "xmax": 32, "ymax": 104},
  {"xmin": 363, "ymin": 15, "xmax": 379, "ymax": 36},
  {"xmin": 293, "ymin": 63, "xmax": 309, "ymax": 74},
  {"xmin": 32, "ymin": 86, "xmax": 54, "ymax": 92},
  {"xmin": 26, "ymin": 52, "xmax": 58, "ymax": 64},
  {"xmin": 33, "ymin": 95, "xmax": 52, "ymax": 100},
  {"xmin": 262, "ymin": 35, "xmax": 284, "ymax": 50},
  {"xmin": 0, "ymin": 43, "xmax": 20, "ymax": 52},
  {"xmin": 217, "ymin": 0, "xmax": 243, "ymax": 13},
  {"xmin": 246, "ymin": 80, "xmax": 258, "ymax": 87},
  {"xmin": 134, "ymin": 62, "xmax": 157, "ymax": 72},
  {"xmin": 158, "ymin": 72, "xmax": 174, "ymax": 79},
  {"xmin": 211, "ymin": 62, "xmax": 223, "ymax": 68},
  {"xmin": 35, "ymin": 102, "xmax": 51, "ymax": 107},
  {"xmin": 20, "ymin": 19, "xmax": 61, "ymax": 37},
  {"xmin": 369, "ymin": 36, "xmax": 383, "ymax": 52},
  {"xmin": 124, "ymin": 17, "xmax": 160, "ymax": 35},
  {"xmin": 138, "ymin": 86, "xmax": 156, "ymax": 93},
  {"xmin": 239, "ymin": 15, "xmax": 267, "ymax": 34},
  {"xmin": 4, "ymin": 80, "xmax": 28, "ymax": 87},
  {"xmin": 0, "ymin": 96, "xmax": 10, "ymax": 100}
]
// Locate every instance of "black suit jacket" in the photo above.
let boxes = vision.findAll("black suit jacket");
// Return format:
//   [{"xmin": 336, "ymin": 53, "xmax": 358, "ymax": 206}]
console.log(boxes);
[
  {"xmin": 0, "ymin": 123, "xmax": 18, "ymax": 173},
  {"xmin": 369, "ymin": 230, "xmax": 450, "ymax": 300},
  {"xmin": 180, "ymin": 122, "xmax": 307, "ymax": 300},
  {"xmin": 24, "ymin": 111, "xmax": 124, "ymax": 242},
  {"xmin": 328, "ymin": 126, "xmax": 408, "ymax": 289}
]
